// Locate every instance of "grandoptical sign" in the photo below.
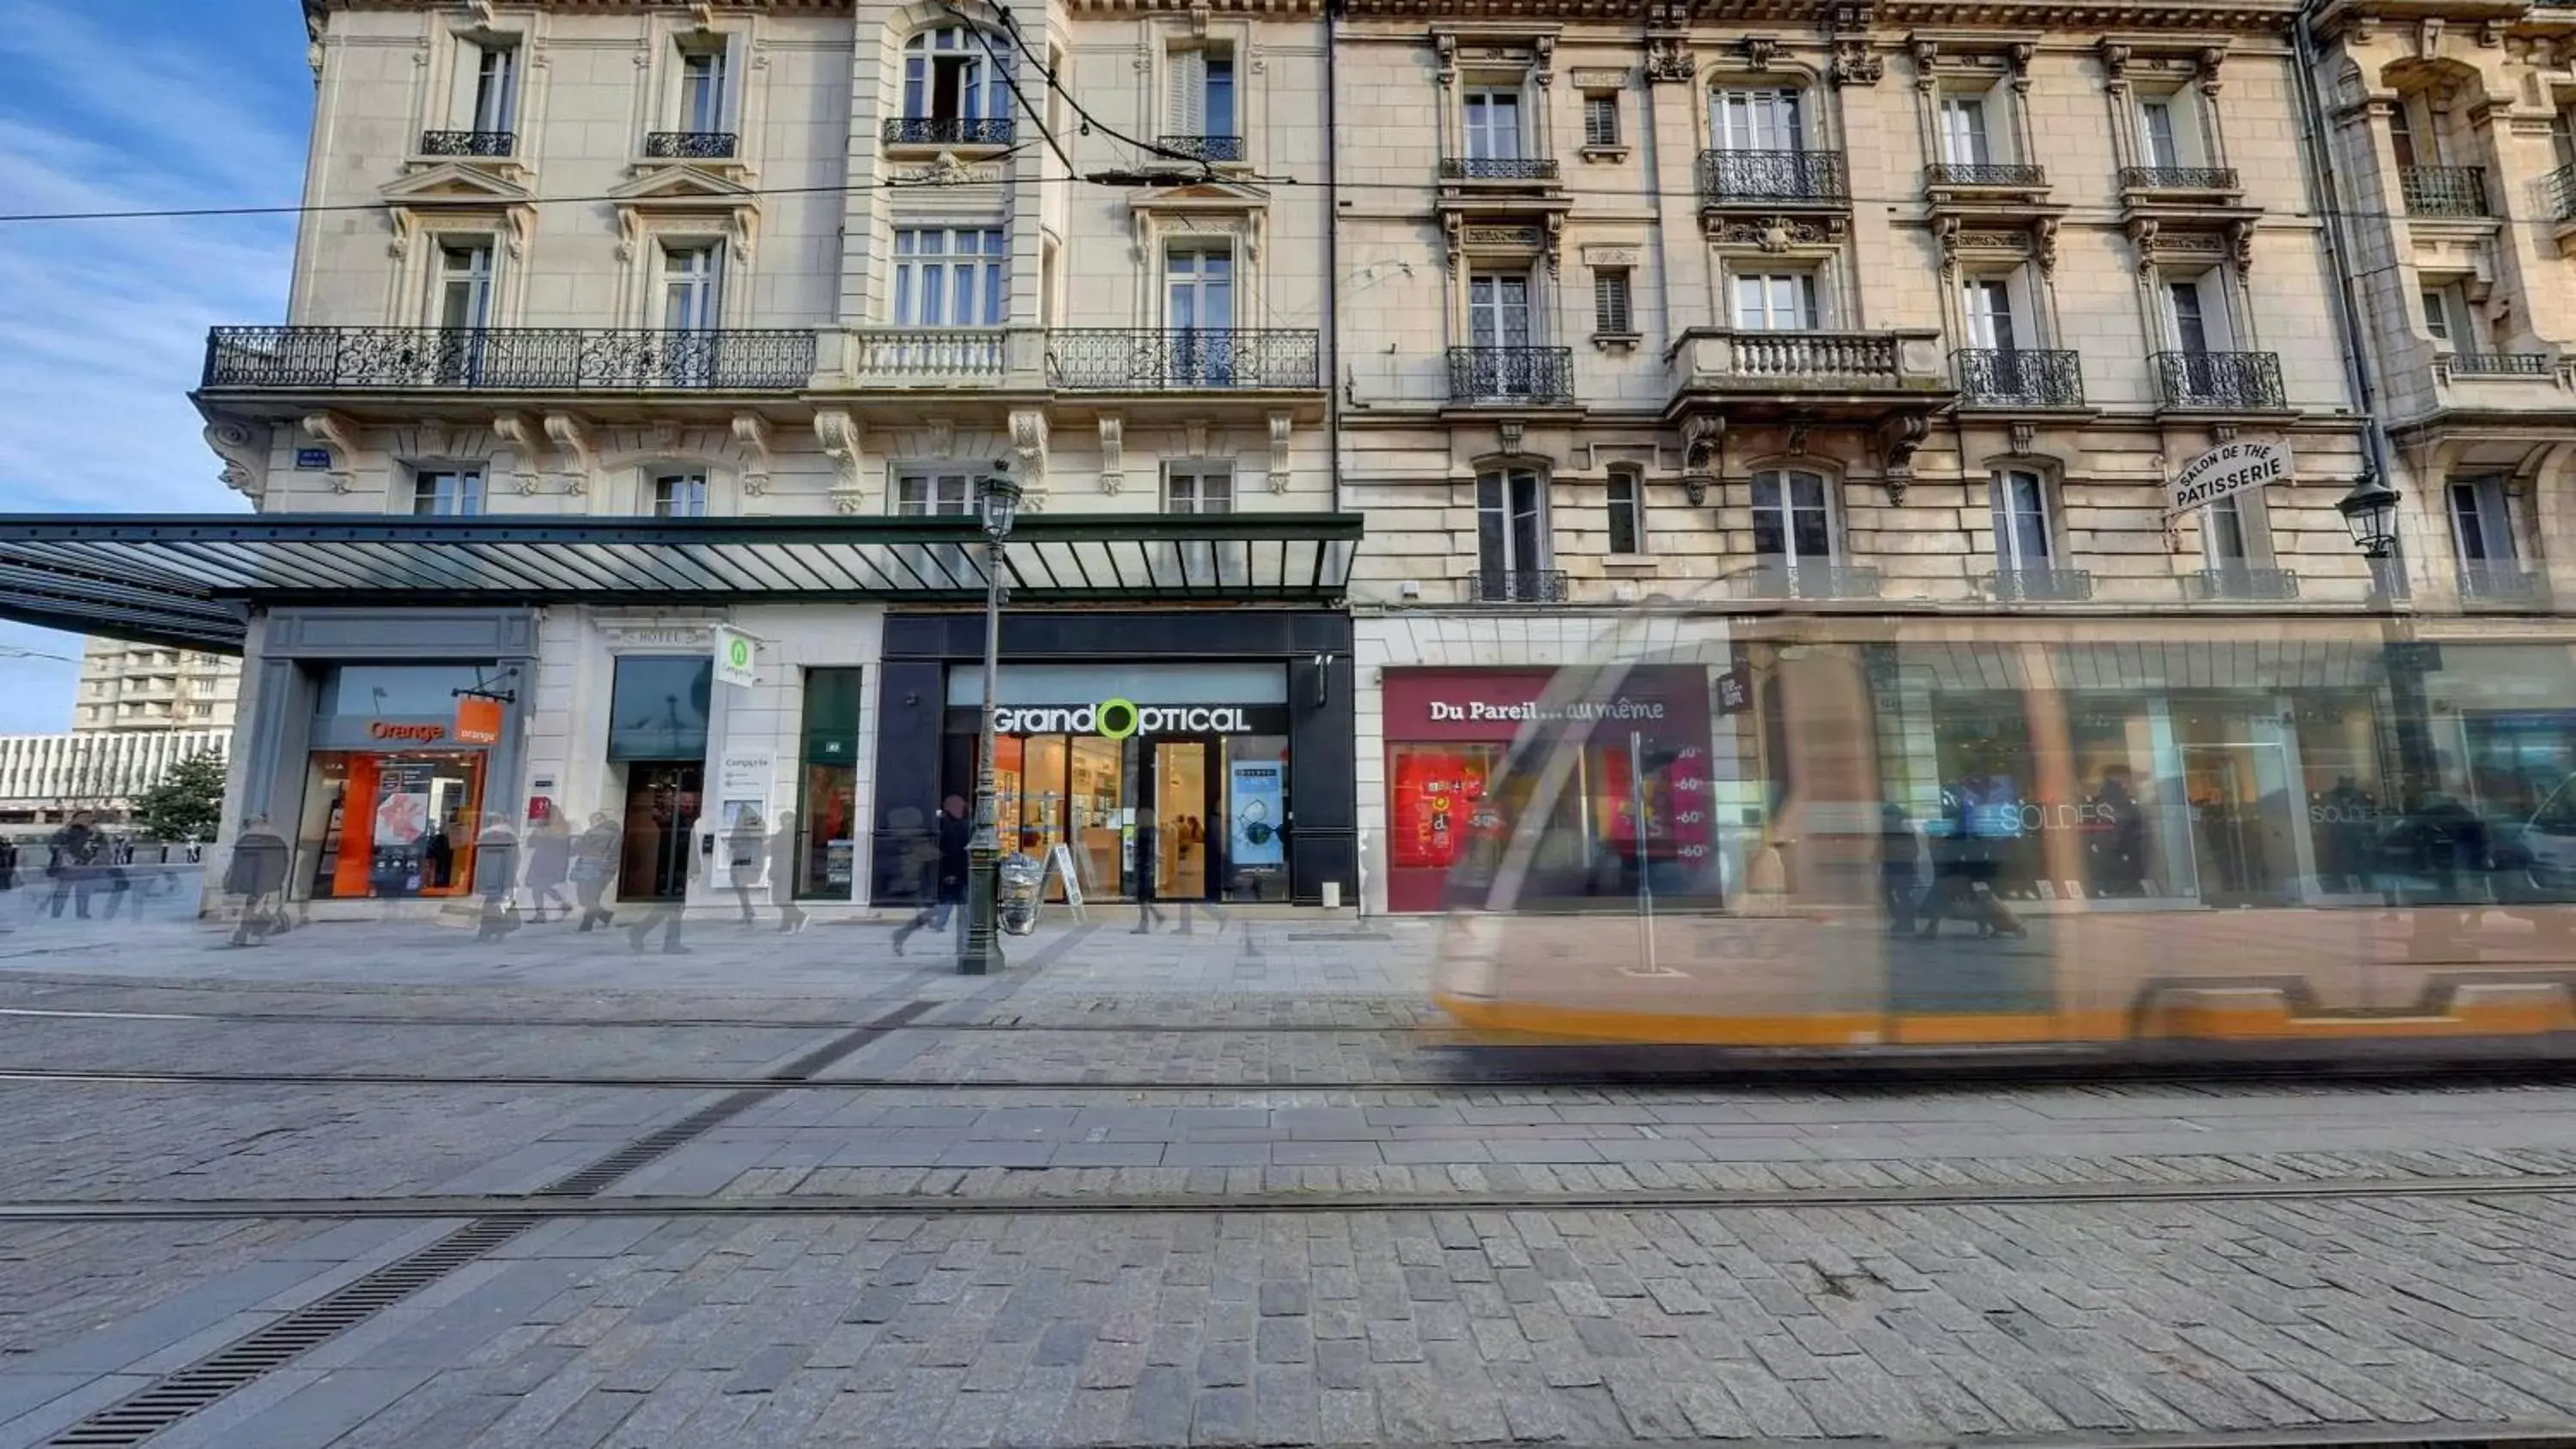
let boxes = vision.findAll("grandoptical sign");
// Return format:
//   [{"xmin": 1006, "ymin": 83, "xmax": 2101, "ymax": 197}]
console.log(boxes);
[
  {"xmin": 2167, "ymin": 439, "xmax": 2292, "ymax": 516},
  {"xmin": 991, "ymin": 700, "xmax": 1257, "ymax": 737}
]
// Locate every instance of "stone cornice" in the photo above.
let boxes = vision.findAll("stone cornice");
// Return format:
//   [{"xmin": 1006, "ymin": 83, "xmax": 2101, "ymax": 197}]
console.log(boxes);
[{"xmin": 1341, "ymin": 0, "xmax": 2299, "ymax": 33}]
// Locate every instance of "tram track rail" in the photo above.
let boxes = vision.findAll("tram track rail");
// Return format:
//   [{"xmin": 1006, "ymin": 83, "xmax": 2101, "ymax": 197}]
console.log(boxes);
[
  {"xmin": 8, "ymin": 1167, "xmax": 2576, "ymax": 1223},
  {"xmin": 0, "ymin": 1004, "xmax": 1452, "ymax": 1032}
]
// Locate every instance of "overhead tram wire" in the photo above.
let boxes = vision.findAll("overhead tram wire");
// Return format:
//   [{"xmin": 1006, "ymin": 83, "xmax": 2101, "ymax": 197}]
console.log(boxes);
[
  {"xmin": 984, "ymin": 3, "xmax": 1235, "ymax": 185},
  {"xmin": 933, "ymin": 0, "xmax": 1076, "ymax": 173}
]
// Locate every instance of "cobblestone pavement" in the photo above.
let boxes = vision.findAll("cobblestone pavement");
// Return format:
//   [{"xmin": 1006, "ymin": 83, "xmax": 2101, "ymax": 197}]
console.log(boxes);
[{"xmin": 10, "ymin": 932, "xmax": 2576, "ymax": 1444}]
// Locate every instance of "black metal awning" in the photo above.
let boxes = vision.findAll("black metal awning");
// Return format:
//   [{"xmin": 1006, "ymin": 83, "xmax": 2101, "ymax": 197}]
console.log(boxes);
[{"xmin": 0, "ymin": 512, "xmax": 1364, "ymax": 656}]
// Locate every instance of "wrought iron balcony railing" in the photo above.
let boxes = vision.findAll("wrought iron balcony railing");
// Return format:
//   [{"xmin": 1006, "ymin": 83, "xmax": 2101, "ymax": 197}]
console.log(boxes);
[
  {"xmin": 1743, "ymin": 563, "xmax": 1884, "ymax": 601},
  {"xmin": 2400, "ymin": 166, "xmax": 2488, "ymax": 217},
  {"xmin": 852, "ymin": 328, "xmax": 1007, "ymax": 382},
  {"xmin": 1439, "ymin": 156, "xmax": 1561, "ymax": 182},
  {"xmin": 2151, "ymin": 350, "xmax": 2287, "ymax": 410},
  {"xmin": 1983, "ymin": 567, "xmax": 2095, "ymax": 603},
  {"xmin": 1473, "ymin": 568, "xmax": 1570, "ymax": 604},
  {"xmin": 2184, "ymin": 567, "xmax": 2301, "ymax": 603},
  {"xmin": 201, "ymin": 326, "xmax": 818, "ymax": 391},
  {"xmin": 419, "ymin": 130, "xmax": 515, "ymax": 157},
  {"xmin": 2442, "ymin": 352, "xmax": 2555, "ymax": 377},
  {"xmin": 1447, "ymin": 346, "xmax": 1576, "ymax": 403},
  {"xmin": 2459, "ymin": 561, "xmax": 2549, "ymax": 606},
  {"xmin": 644, "ymin": 131, "xmax": 738, "ymax": 160},
  {"xmin": 1046, "ymin": 329, "xmax": 1321, "ymax": 391},
  {"xmin": 1696, "ymin": 149, "xmax": 1849, "ymax": 205},
  {"xmin": 1954, "ymin": 349, "xmax": 2085, "ymax": 407},
  {"xmin": 881, "ymin": 117, "xmax": 1016, "ymax": 147},
  {"xmin": 2118, "ymin": 165, "xmax": 2240, "ymax": 191},
  {"xmin": 1925, "ymin": 162, "xmax": 2047, "ymax": 189},
  {"xmin": 2550, "ymin": 165, "xmax": 2576, "ymax": 222},
  {"xmin": 1157, "ymin": 135, "xmax": 1242, "ymax": 163}
]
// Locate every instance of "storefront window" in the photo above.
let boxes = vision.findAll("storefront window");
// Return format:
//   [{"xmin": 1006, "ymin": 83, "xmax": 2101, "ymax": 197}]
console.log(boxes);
[
  {"xmin": 316, "ymin": 665, "xmax": 491, "ymax": 718},
  {"xmin": 794, "ymin": 668, "xmax": 863, "ymax": 900},
  {"xmin": 295, "ymin": 749, "xmax": 487, "ymax": 900},
  {"xmin": 2294, "ymin": 692, "xmax": 2385, "ymax": 894},
  {"xmin": 607, "ymin": 656, "xmax": 713, "ymax": 761}
]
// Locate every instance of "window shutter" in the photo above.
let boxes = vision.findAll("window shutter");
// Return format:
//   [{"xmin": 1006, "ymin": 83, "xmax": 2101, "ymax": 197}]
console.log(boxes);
[
  {"xmin": 1166, "ymin": 49, "xmax": 1203, "ymax": 136},
  {"xmin": 904, "ymin": 53, "xmax": 926, "ymax": 118},
  {"xmin": 1594, "ymin": 271, "xmax": 1630, "ymax": 335},
  {"xmin": 447, "ymin": 44, "xmax": 484, "ymax": 130}
]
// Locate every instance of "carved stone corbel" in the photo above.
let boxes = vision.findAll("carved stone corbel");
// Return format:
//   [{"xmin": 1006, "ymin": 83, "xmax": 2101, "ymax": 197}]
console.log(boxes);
[
  {"xmin": 1442, "ymin": 212, "xmax": 1463, "ymax": 270},
  {"xmin": 2033, "ymin": 215, "xmax": 2060, "ymax": 275},
  {"xmin": 2196, "ymin": 46, "xmax": 2226, "ymax": 96},
  {"xmin": 2008, "ymin": 43, "xmax": 2034, "ymax": 92},
  {"xmin": 1543, "ymin": 214, "xmax": 1564, "ymax": 275},
  {"xmin": 1879, "ymin": 415, "xmax": 1929, "ymax": 500},
  {"xmin": 1910, "ymin": 37, "xmax": 1938, "ymax": 88},
  {"xmin": 1935, "ymin": 215, "xmax": 1962, "ymax": 276},
  {"xmin": 2126, "ymin": 215, "xmax": 2160, "ymax": 276},
  {"xmin": 1680, "ymin": 415, "xmax": 1722, "ymax": 506},
  {"xmin": 1267, "ymin": 413, "xmax": 1293, "ymax": 494},
  {"xmin": 1009, "ymin": 408, "xmax": 1049, "ymax": 496},
  {"xmin": 1742, "ymin": 35, "xmax": 1777, "ymax": 70},
  {"xmin": 204, "ymin": 421, "xmax": 266, "ymax": 498},
  {"xmin": 813, "ymin": 409, "xmax": 866, "ymax": 512},
  {"xmin": 301, "ymin": 412, "xmax": 360, "ymax": 494},
  {"xmin": 2099, "ymin": 40, "xmax": 2131, "ymax": 90},
  {"xmin": 542, "ymin": 412, "xmax": 594, "ymax": 495},
  {"xmin": 1534, "ymin": 35, "xmax": 1555, "ymax": 87},
  {"xmin": 1097, "ymin": 415, "xmax": 1125, "ymax": 495},
  {"xmin": 1435, "ymin": 33, "xmax": 1457, "ymax": 88},
  {"xmin": 2227, "ymin": 219, "xmax": 2256, "ymax": 270},
  {"xmin": 491, "ymin": 412, "xmax": 543, "ymax": 494},
  {"xmin": 730, "ymin": 412, "xmax": 775, "ymax": 496},
  {"xmin": 1643, "ymin": 35, "xmax": 1693, "ymax": 83}
]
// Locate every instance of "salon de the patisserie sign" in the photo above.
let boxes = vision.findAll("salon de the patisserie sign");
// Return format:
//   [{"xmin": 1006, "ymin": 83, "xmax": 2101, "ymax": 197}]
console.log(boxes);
[{"xmin": 2167, "ymin": 438, "xmax": 2292, "ymax": 516}]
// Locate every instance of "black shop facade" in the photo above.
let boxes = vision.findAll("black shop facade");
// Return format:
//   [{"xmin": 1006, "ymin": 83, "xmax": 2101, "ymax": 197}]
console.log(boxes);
[{"xmin": 872, "ymin": 611, "xmax": 1356, "ymax": 907}]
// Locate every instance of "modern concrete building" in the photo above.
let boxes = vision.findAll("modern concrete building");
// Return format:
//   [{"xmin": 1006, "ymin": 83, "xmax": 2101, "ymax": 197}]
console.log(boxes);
[
  {"xmin": 0, "ymin": 730, "xmax": 230, "ymax": 827},
  {"xmin": 72, "ymin": 639, "xmax": 243, "ymax": 736},
  {"xmin": 2, "ymin": 0, "xmax": 2571, "ymax": 920}
]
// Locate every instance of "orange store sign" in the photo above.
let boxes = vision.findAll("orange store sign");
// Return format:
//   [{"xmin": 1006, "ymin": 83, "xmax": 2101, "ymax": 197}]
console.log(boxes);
[
  {"xmin": 453, "ymin": 694, "xmax": 503, "ymax": 745},
  {"xmin": 368, "ymin": 721, "xmax": 447, "ymax": 743}
]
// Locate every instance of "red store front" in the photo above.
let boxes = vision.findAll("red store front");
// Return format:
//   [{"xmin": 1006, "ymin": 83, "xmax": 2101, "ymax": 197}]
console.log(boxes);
[{"xmin": 1380, "ymin": 668, "xmax": 1720, "ymax": 912}]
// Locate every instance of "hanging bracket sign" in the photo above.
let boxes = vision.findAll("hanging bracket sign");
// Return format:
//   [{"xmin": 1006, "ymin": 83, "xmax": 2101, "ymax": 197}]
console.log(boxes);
[
  {"xmin": 713, "ymin": 626, "xmax": 758, "ymax": 690},
  {"xmin": 2166, "ymin": 438, "xmax": 2293, "ymax": 517}
]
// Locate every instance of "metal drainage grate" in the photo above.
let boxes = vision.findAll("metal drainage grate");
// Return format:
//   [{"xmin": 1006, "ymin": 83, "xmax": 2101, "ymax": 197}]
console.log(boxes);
[
  {"xmin": 43, "ymin": 999, "xmax": 933, "ymax": 1448},
  {"xmin": 46, "ymin": 1217, "xmax": 532, "ymax": 1447}
]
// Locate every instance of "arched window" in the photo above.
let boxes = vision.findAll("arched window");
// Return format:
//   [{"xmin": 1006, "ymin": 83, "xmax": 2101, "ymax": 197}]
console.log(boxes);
[{"xmin": 901, "ymin": 27, "xmax": 1013, "ymax": 136}]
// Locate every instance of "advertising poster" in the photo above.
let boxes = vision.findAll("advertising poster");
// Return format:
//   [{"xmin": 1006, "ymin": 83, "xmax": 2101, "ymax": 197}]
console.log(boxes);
[
  {"xmin": 373, "ymin": 762, "xmax": 433, "ymax": 846},
  {"xmin": 1230, "ymin": 761, "xmax": 1285, "ymax": 870}
]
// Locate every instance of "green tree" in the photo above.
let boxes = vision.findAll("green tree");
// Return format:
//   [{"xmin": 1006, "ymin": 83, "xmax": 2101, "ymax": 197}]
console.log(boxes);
[{"xmin": 131, "ymin": 749, "xmax": 228, "ymax": 842}]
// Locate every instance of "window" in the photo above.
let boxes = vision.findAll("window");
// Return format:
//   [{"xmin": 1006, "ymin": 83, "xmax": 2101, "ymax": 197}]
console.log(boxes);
[
  {"xmin": 1711, "ymin": 88, "xmax": 1804, "ymax": 150},
  {"xmin": 1606, "ymin": 468, "xmax": 1644, "ymax": 555},
  {"xmin": 2450, "ymin": 476, "xmax": 2517, "ymax": 567},
  {"xmin": 1165, "ymin": 45, "xmax": 1235, "ymax": 142},
  {"xmin": 1990, "ymin": 469, "xmax": 2052, "ymax": 568},
  {"xmin": 892, "ymin": 227, "xmax": 1005, "ymax": 326},
  {"xmin": 1463, "ymin": 88, "xmax": 1523, "ymax": 161},
  {"xmin": 661, "ymin": 245, "xmax": 721, "ymax": 331},
  {"xmin": 2137, "ymin": 98, "xmax": 2182, "ymax": 167},
  {"xmin": 1476, "ymin": 467, "xmax": 1549, "ymax": 584},
  {"xmin": 1583, "ymin": 94, "xmax": 1619, "ymax": 149},
  {"xmin": 679, "ymin": 45, "xmax": 727, "ymax": 132},
  {"xmin": 1961, "ymin": 277, "xmax": 2015, "ymax": 351},
  {"xmin": 903, "ymin": 27, "xmax": 1011, "ymax": 123},
  {"xmin": 1939, "ymin": 93, "xmax": 1992, "ymax": 167},
  {"xmin": 1168, "ymin": 247, "xmax": 1236, "ymax": 383},
  {"xmin": 2165, "ymin": 276, "xmax": 2221, "ymax": 353},
  {"xmin": 2203, "ymin": 492, "xmax": 2257, "ymax": 565},
  {"xmin": 1467, "ymin": 270, "xmax": 1534, "ymax": 347},
  {"xmin": 1593, "ymin": 270, "xmax": 1633, "ymax": 336},
  {"xmin": 412, "ymin": 469, "xmax": 486, "ymax": 516},
  {"xmin": 434, "ymin": 241, "xmax": 495, "ymax": 329},
  {"xmin": 1166, "ymin": 464, "xmax": 1235, "ymax": 514},
  {"xmin": 471, "ymin": 43, "xmax": 516, "ymax": 132},
  {"xmin": 2388, "ymin": 106, "xmax": 2419, "ymax": 170},
  {"xmin": 653, "ymin": 474, "xmax": 708, "ymax": 518},
  {"xmin": 895, "ymin": 470, "xmax": 974, "ymax": 516},
  {"xmin": 2421, "ymin": 284, "xmax": 2479, "ymax": 354},
  {"xmin": 1752, "ymin": 469, "xmax": 1835, "ymax": 572},
  {"xmin": 2552, "ymin": 106, "xmax": 2575, "ymax": 171},
  {"xmin": 1733, "ymin": 273, "xmax": 1819, "ymax": 330}
]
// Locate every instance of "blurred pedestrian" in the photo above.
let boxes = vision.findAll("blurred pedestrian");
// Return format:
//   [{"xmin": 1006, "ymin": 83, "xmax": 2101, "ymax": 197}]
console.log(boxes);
[
  {"xmin": 891, "ymin": 795, "xmax": 969, "ymax": 955},
  {"xmin": 625, "ymin": 822, "xmax": 696, "ymax": 956},
  {"xmin": 475, "ymin": 813, "xmax": 521, "ymax": 942},
  {"xmin": 0, "ymin": 834, "xmax": 19, "ymax": 934},
  {"xmin": 726, "ymin": 806, "xmax": 765, "ymax": 926},
  {"xmin": 571, "ymin": 811, "xmax": 621, "ymax": 931},
  {"xmin": 45, "ymin": 812, "xmax": 102, "ymax": 921},
  {"xmin": 769, "ymin": 809, "xmax": 808, "ymax": 935},
  {"xmin": 1132, "ymin": 818, "xmax": 1169, "ymax": 934},
  {"xmin": 523, "ymin": 811, "xmax": 573, "ymax": 923},
  {"xmin": 1879, "ymin": 801, "xmax": 1921, "ymax": 934},
  {"xmin": 223, "ymin": 815, "xmax": 290, "ymax": 948}
]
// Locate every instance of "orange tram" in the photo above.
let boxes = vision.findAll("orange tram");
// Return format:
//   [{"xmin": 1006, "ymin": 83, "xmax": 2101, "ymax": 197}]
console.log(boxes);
[{"xmin": 1428, "ymin": 612, "xmax": 2576, "ymax": 1064}]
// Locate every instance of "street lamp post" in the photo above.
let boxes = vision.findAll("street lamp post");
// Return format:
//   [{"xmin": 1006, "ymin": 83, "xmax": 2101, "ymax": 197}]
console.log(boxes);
[
  {"xmin": 2336, "ymin": 471, "xmax": 2437, "ymax": 813},
  {"xmin": 2336, "ymin": 470, "xmax": 2403, "ymax": 603},
  {"xmin": 957, "ymin": 460, "xmax": 1022, "ymax": 976}
]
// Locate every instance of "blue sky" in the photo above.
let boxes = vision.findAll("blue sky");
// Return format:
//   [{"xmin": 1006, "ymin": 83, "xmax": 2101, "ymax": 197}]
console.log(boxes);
[{"xmin": 0, "ymin": 0, "xmax": 312, "ymax": 731}]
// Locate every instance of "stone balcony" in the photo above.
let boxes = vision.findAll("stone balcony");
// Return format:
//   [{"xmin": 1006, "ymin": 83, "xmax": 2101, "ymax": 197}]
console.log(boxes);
[{"xmin": 1665, "ymin": 328, "xmax": 1949, "ymax": 421}]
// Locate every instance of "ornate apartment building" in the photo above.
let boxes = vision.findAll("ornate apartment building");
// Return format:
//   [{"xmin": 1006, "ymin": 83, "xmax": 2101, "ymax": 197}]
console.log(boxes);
[{"xmin": 19, "ymin": 0, "xmax": 2549, "ymax": 913}]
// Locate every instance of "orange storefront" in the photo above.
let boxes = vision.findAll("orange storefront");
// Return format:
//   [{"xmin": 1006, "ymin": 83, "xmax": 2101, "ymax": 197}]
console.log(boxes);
[{"xmin": 292, "ymin": 666, "xmax": 509, "ymax": 900}]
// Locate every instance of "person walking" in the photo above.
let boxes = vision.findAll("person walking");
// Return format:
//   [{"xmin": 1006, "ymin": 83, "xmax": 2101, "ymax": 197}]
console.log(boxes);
[
  {"xmin": 1132, "ymin": 818, "xmax": 1170, "ymax": 934},
  {"xmin": 223, "ymin": 816, "xmax": 290, "ymax": 947},
  {"xmin": 725, "ymin": 807, "xmax": 767, "ymax": 926},
  {"xmin": 45, "ymin": 813, "xmax": 102, "ymax": 921},
  {"xmin": 522, "ymin": 812, "xmax": 573, "ymax": 923},
  {"xmin": 474, "ymin": 814, "xmax": 521, "ymax": 942},
  {"xmin": 571, "ymin": 812, "xmax": 622, "ymax": 932},
  {"xmin": 768, "ymin": 809, "xmax": 808, "ymax": 935},
  {"xmin": 0, "ymin": 834, "xmax": 19, "ymax": 934},
  {"xmin": 891, "ymin": 795, "xmax": 970, "ymax": 955},
  {"xmin": 624, "ymin": 819, "xmax": 697, "ymax": 956}
]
